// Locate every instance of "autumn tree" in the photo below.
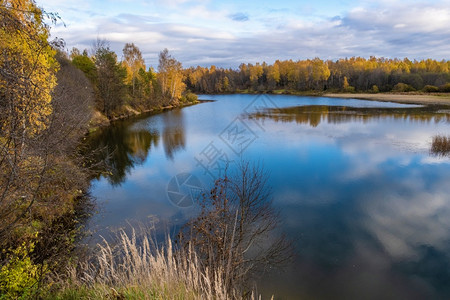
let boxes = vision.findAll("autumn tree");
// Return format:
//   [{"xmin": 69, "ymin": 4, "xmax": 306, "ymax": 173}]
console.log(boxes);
[
  {"xmin": 266, "ymin": 63, "xmax": 280, "ymax": 90},
  {"xmin": 309, "ymin": 58, "xmax": 330, "ymax": 90},
  {"xmin": 122, "ymin": 43, "xmax": 145, "ymax": 99},
  {"xmin": 342, "ymin": 76, "xmax": 349, "ymax": 89},
  {"xmin": 0, "ymin": 0, "xmax": 59, "ymax": 239},
  {"xmin": 223, "ymin": 75, "xmax": 230, "ymax": 92},
  {"xmin": 0, "ymin": 4, "xmax": 95, "ymax": 297},
  {"xmin": 157, "ymin": 48, "xmax": 185, "ymax": 105},
  {"xmin": 0, "ymin": 0, "xmax": 58, "ymax": 137},
  {"xmin": 249, "ymin": 63, "xmax": 263, "ymax": 89}
]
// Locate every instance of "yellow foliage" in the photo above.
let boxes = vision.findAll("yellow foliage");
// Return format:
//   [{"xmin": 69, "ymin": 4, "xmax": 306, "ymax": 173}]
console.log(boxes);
[
  {"xmin": 249, "ymin": 63, "xmax": 263, "ymax": 82},
  {"xmin": 158, "ymin": 49, "xmax": 185, "ymax": 102},
  {"xmin": 0, "ymin": 0, "xmax": 58, "ymax": 136},
  {"xmin": 267, "ymin": 63, "xmax": 280, "ymax": 83},
  {"xmin": 0, "ymin": 236, "xmax": 47, "ymax": 299},
  {"xmin": 122, "ymin": 43, "xmax": 145, "ymax": 87},
  {"xmin": 343, "ymin": 76, "xmax": 349, "ymax": 89}
]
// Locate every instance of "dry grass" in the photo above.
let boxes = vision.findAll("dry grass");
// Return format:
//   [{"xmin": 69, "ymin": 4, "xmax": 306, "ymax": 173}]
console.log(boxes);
[
  {"xmin": 50, "ymin": 228, "xmax": 259, "ymax": 299},
  {"xmin": 323, "ymin": 93, "xmax": 450, "ymax": 105},
  {"xmin": 431, "ymin": 135, "xmax": 450, "ymax": 157}
]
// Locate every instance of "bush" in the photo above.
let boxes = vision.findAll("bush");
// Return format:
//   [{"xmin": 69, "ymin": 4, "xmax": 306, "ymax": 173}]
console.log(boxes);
[
  {"xmin": 344, "ymin": 86, "xmax": 356, "ymax": 93},
  {"xmin": 180, "ymin": 92, "xmax": 198, "ymax": 103},
  {"xmin": 185, "ymin": 92, "xmax": 198, "ymax": 103},
  {"xmin": 372, "ymin": 85, "xmax": 379, "ymax": 93},
  {"xmin": 0, "ymin": 239, "xmax": 47, "ymax": 300},
  {"xmin": 423, "ymin": 85, "xmax": 439, "ymax": 93},
  {"xmin": 439, "ymin": 83, "xmax": 450, "ymax": 92},
  {"xmin": 392, "ymin": 82, "xmax": 415, "ymax": 92}
]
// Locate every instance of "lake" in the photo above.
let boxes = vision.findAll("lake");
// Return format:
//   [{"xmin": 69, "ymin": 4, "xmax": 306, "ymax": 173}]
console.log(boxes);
[{"xmin": 87, "ymin": 94, "xmax": 450, "ymax": 299}]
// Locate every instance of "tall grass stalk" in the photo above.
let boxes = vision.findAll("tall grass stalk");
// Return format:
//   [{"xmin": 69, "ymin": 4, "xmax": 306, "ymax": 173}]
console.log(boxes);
[
  {"xmin": 431, "ymin": 135, "xmax": 450, "ymax": 157},
  {"xmin": 51, "ymin": 228, "xmax": 259, "ymax": 299}
]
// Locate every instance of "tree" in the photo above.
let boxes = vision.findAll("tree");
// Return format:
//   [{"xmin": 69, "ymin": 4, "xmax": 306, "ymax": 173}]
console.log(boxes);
[
  {"xmin": 0, "ymin": 0, "xmax": 59, "ymax": 239},
  {"xmin": 71, "ymin": 53, "xmax": 97, "ymax": 83},
  {"xmin": 122, "ymin": 43, "xmax": 145, "ymax": 98},
  {"xmin": 249, "ymin": 63, "xmax": 263, "ymax": 88},
  {"xmin": 223, "ymin": 76, "xmax": 230, "ymax": 92},
  {"xmin": 179, "ymin": 162, "xmax": 291, "ymax": 293},
  {"xmin": 267, "ymin": 64, "xmax": 280, "ymax": 90},
  {"xmin": 0, "ymin": 5, "xmax": 94, "ymax": 293},
  {"xmin": 310, "ymin": 58, "xmax": 330, "ymax": 90},
  {"xmin": 69, "ymin": 47, "xmax": 80, "ymax": 59},
  {"xmin": 0, "ymin": 0, "xmax": 58, "ymax": 137},
  {"xmin": 158, "ymin": 48, "xmax": 185, "ymax": 105},
  {"xmin": 343, "ymin": 76, "xmax": 349, "ymax": 90},
  {"xmin": 94, "ymin": 41, "xmax": 127, "ymax": 117}
]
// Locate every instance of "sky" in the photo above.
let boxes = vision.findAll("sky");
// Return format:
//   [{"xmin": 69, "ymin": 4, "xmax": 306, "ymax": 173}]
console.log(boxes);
[{"xmin": 39, "ymin": 0, "xmax": 450, "ymax": 69}]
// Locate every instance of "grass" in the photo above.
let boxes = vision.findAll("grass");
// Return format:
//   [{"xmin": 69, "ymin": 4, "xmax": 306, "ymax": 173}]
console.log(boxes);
[
  {"xmin": 431, "ymin": 135, "xmax": 450, "ymax": 157},
  {"xmin": 47, "ymin": 228, "xmax": 256, "ymax": 300}
]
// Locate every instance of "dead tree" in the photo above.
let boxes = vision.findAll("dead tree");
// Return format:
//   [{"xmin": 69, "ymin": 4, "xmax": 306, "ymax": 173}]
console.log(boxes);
[{"xmin": 179, "ymin": 161, "xmax": 292, "ymax": 294}]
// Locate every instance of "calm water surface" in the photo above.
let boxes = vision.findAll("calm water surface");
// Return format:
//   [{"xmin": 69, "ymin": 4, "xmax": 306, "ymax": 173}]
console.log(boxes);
[{"xmin": 87, "ymin": 94, "xmax": 450, "ymax": 299}]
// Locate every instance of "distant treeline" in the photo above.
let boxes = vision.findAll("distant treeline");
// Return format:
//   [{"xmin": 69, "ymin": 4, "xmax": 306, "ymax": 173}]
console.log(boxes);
[{"xmin": 184, "ymin": 57, "xmax": 450, "ymax": 93}]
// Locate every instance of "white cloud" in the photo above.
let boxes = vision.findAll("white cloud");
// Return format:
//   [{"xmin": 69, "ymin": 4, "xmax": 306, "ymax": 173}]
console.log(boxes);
[
  {"xmin": 362, "ymin": 189, "xmax": 450, "ymax": 259},
  {"xmin": 41, "ymin": 0, "xmax": 450, "ymax": 68}
]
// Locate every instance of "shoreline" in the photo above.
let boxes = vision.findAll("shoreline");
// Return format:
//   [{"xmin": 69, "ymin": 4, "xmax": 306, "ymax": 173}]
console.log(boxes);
[
  {"xmin": 109, "ymin": 100, "xmax": 203, "ymax": 123},
  {"xmin": 197, "ymin": 91, "xmax": 450, "ymax": 106},
  {"xmin": 322, "ymin": 93, "xmax": 450, "ymax": 106},
  {"xmin": 89, "ymin": 100, "xmax": 204, "ymax": 131}
]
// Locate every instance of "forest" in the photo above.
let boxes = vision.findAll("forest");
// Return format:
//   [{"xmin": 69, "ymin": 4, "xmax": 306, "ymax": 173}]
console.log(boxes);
[{"xmin": 185, "ymin": 57, "xmax": 450, "ymax": 94}]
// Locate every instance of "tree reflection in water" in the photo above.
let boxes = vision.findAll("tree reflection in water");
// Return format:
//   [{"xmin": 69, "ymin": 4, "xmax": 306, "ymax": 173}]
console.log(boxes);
[
  {"xmin": 247, "ymin": 105, "xmax": 450, "ymax": 128},
  {"xmin": 83, "ymin": 109, "xmax": 188, "ymax": 185},
  {"xmin": 162, "ymin": 109, "xmax": 186, "ymax": 160}
]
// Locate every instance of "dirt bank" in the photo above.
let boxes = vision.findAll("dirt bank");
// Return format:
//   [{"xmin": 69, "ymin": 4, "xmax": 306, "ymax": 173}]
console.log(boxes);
[{"xmin": 323, "ymin": 93, "xmax": 450, "ymax": 106}]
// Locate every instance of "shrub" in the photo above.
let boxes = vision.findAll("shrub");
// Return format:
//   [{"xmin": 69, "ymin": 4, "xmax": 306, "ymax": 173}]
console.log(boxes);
[
  {"xmin": 439, "ymin": 83, "xmax": 450, "ymax": 92},
  {"xmin": 392, "ymin": 82, "xmax": 415, "ymax": 92},
  {"xmin": 185, "ymin": 92, "xmax": 198, "ymax": 103},
  {"xmin": 180, "ymin": 92, "xmax": 198, "ymax": 103},
  {"xmin": 372, "ymin": 85, "xmax": 379, "ymax": 93},
  {"xmin": 0, "ymin": 239, "xmax": 47, "ymax": 300},
  {"xmin": 344, "ymin": 86, "xmax": 356, "ymax": 93},
  {"xmin": 423, "ymin": 85, "xmax": 439, "ymax": 93}
]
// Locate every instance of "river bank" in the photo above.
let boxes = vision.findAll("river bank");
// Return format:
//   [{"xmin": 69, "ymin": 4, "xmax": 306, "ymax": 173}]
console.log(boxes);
[
  {"xmin": 323, "ymin": 93, "xmax": 450, "ymax": 106},
  {"xmin": 197, "ymin": 91, "xmax": 450, "ymax": 106},
  {"xmin": 89, "ymin": 99, "xmax": 203, "ymax": 131}
]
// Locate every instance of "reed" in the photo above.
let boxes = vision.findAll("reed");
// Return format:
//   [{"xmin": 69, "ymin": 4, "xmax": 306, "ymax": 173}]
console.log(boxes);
[
  {"xmin": 49, "ymin": 227, "xmax": 259, "ymax": 299},
  {"xmin": 431, "ymin": 135, "xmax": 450, "ymax": 157}
]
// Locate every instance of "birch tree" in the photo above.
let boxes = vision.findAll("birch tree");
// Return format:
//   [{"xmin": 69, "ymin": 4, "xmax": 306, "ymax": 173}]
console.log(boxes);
[{"xmin": 157, "ymin": 48, "xmax": 185, "ymax": 105}]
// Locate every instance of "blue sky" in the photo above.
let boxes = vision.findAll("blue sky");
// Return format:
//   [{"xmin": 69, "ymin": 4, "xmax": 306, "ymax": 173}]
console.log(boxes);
[{"xmin": 40, "ymin": 0, "xmax": 450, "ymax": 68}]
